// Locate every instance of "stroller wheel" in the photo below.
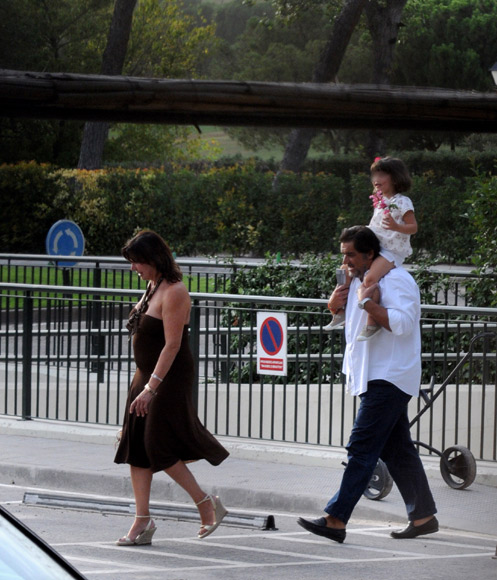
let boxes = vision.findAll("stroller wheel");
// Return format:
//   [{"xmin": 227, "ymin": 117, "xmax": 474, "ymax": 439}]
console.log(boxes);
[
  {"xmin": 440, "ymin": 445, "xmax": 477, "ymax": 489},
  {"xmin": 363, "ymin": 459, "xmax": 393, "ymax": 501}
]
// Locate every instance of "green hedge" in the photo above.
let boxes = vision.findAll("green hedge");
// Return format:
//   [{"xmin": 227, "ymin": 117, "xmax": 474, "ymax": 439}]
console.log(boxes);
[{"xmin": 0, "ymin": 158, "xmax": 487, "ymax": 261}]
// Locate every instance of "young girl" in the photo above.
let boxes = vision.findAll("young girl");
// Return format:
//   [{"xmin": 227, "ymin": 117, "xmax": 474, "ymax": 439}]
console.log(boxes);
[{"xmin": 324, "ymin": 156, "xmax": 418, "ymax": 341}]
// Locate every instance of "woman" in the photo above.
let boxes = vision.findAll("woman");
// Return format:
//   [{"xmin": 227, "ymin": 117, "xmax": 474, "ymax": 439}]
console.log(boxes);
[{"xmin": 114, "ymin": 230, "xmax": 229, "ymax": 546}]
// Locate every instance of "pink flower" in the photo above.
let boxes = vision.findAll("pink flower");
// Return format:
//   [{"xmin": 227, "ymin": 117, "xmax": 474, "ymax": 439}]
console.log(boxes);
[{"xmin": 369, "ymin": 189, "xmax": 398, "ymax": 215}]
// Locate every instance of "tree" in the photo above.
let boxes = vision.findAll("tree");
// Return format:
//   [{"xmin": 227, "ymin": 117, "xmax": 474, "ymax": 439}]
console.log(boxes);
[
  {"xmin": 78, "ymin": 0, "xmax": 138, "ymax": 169},
  {"xmin": 79, "ymin": 0, "xmax": 219, "ymax": 168},
  {"xmin": 220, "ymin": 0, "xmax": 335, "ymax": 150},
  {"xmin": 275, "ymin": 0, "xmax": 368, "ymax": 184},
  {"xmin": 388, "ymin": 0, "xmax": 497, "ymax": 151},
  {"xmin": 0, "ymin": 0, "xmax": 111, "ymax": 166},
  {"xmin": 364, "ymin": 0, "xmax": 409, "ymax": 157}
]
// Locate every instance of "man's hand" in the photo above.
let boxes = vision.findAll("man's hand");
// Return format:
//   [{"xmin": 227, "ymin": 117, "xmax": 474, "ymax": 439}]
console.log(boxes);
[{"xmin": 328, "ymin": 284, "xmax": 349, "ymax": 313}]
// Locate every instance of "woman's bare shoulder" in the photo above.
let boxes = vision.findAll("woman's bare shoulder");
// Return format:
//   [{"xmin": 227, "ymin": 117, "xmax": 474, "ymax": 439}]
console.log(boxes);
[{"xmin": 159, "ymin": 280, "xmax": 189, "ymax": 304}]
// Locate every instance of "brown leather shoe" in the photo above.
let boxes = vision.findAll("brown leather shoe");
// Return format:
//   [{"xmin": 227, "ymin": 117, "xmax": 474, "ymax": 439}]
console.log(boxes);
[{"xmin": 390, "ymin": 516, "xmax": 439, "ymax": 539}]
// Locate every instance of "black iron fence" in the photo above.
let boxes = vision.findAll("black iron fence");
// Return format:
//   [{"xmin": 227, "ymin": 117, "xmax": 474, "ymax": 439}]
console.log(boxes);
[
  {"xmin": 0, "ymin": 253, "xmax": 482, "ymax": 306},
  {"xmin": 1, "ymin": 282, "xmax": 496, "ymax": 462}
]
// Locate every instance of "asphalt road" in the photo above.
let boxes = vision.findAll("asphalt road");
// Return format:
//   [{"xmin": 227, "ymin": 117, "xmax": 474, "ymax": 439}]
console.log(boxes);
[{"xmin": 1, "ymin": 482, "xmax": 495, "ymax": 580}]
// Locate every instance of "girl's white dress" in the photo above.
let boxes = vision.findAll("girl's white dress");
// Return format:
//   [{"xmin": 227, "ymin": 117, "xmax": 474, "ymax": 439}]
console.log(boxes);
[{"xmin": 367, "ymin": 193, "xmax": 414, "ymax": 267}]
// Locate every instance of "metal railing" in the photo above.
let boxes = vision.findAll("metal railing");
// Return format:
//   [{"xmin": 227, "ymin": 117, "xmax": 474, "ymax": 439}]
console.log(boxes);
[
  {"xmin": 1, "ymin": 282, "xmax": 496, "ymax": 461},
  {"xmin": 0, "ymin": 254, "xmax": 253, "ymax": 296},
  {"xmin": 0, "ymin": 253, "xmax": 484, "ymax": 306}
]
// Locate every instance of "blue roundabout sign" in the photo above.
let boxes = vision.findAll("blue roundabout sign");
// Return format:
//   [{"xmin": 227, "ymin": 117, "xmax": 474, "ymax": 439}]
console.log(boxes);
[{"xmin": 46, "ymin": 220, "xmax": 85, "ymax": 267}]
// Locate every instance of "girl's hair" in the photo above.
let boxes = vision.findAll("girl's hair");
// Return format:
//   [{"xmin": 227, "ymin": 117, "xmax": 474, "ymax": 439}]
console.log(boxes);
[
  {"xmin": 370, "ymin": 156, "xmax": 412, "ymax": 193},
  {"xmin": 122, "ymin": 230, "xmax": 182, "ymax": 283}
]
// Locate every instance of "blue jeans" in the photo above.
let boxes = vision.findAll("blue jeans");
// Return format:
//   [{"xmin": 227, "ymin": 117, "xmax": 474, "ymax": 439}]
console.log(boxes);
[{"xmin": 325, "ymin": 380, "xmax": 437, "ymax": 524}]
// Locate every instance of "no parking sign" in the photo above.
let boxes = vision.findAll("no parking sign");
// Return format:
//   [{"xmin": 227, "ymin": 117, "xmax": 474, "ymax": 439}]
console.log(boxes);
[{"xmin": 257, "ymin": 312, "xmax": 287, "ymax": 376}]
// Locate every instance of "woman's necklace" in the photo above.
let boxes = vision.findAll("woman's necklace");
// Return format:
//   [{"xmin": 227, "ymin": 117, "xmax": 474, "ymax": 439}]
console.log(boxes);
[{"xmin": 126, "ymin": 277, "xmax": 164, "ymax": 337}]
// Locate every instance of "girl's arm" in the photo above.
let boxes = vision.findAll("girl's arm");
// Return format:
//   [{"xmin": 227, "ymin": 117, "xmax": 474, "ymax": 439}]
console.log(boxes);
[{"xmin": 382, "ymin": 209, "xmax": 418, "ymax": 235}]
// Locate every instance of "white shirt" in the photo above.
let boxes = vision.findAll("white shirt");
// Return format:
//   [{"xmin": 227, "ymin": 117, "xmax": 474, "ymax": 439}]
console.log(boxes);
[{"xmin": 342, "ymin": 267, "xmax": 421, "ymax": 397}]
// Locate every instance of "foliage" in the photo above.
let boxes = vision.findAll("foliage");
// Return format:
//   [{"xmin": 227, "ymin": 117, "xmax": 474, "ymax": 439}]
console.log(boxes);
[
  {"xmin": 409, "ymin": 256, "xmax": 454, "ymax": 305},
  {"xmin": 4, "ymin": 0, "xmax": 497, "ymax": 164},
  {"xmin": 124, "ymin": 0, "xmax": 218, "ymax": 77},
  {"xmin": 394, "ymin": 0, "xmax": 497, "ymax": 91},
  {"xmin": 409, "ymin": 173, "xmax": 476, "ymax": 262},
  {"xmin": 226, "ymin": 251, "xmax": 345, "ymax": 384},
  {"xmin": 0, "ymin": 162, "xmax": 74, "ymax": 253},
  {"xmin": 102, "ymin": 0, "xmax": 220, "ymax": 166},
  {"xmin": 381, "ymin": 0, "xmax": 497, "ymax": 152},
  {"xmin": 230, "ymin": 252, "xmax": 343, "ymax": 300},
  {"xmin": 0, "ymin": 157, "xmax": 490, "ymax": 262},
  {"xmin": 224, "ymin": 250, "xmax": 480, "ymax": 386},
  {"xmin": 464, "ymin": 167, "xmax": 497, "ymax": 307},
  {"xmin": 0, "ymin": 0, "xmax": 219, "ymax": 167},
  {"xmin": 0, "ymin": 0, "xmax": 111, "ymax": 166},
  {"xmin": 206, "ymin": 0, "xmax": 497, "ymax": 155},
  {"xmin": 0, "ymin": 0, "xmax": 112, "ymax": 73},
  {"xmin": 104, "ymin": 125, "xmax": 222, "ymax": 164},
  {"xmin": 212, "ymin": 0, "xmax": 338, "ymax": 150}
]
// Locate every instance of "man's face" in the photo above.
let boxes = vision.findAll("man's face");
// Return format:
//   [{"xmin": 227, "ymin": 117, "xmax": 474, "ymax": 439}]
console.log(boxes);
[{"xmin": 340, "ymin": 240, "xmax": 374, "ymax": 280}]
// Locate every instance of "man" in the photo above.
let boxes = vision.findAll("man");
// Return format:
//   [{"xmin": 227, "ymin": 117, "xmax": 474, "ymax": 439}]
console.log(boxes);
[{"xmin": 298, "ymin": 225, "xmax": 438, "ymax": 543}]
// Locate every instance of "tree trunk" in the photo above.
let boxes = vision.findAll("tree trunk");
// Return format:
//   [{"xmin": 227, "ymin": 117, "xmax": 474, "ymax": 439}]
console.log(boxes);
[
  {"xmin": 78, "ymin": 0, "xmax": 137, "ymax": 169},
  {"xmin": 365, "ymin": 0, "xmax": 409, "ymax": 158},
  {"xmin": 275, "ymin": 0, "xmax": 369, "ymax": 185}
]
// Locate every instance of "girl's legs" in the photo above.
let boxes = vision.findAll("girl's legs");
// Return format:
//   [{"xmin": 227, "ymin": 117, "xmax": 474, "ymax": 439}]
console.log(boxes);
[
  {"xmin": 364, "ymin": 255, "xmax": 395, "ymax": 287},
  {"xmin": 324, "ymin": 266, "xmax": 350, "ymax": 331},
  {"xmin": 357, "ymin": 256, "xmax": 394, "ymax": 341}
]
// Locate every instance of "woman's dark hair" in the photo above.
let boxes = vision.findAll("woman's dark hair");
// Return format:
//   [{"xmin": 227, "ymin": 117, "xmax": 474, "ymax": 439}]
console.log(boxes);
[
  {"xmin": 340, "ymin": 226, "xmax": 380, "ymax": 259},
  {"xmin": 370, "ymin": 156, "xmax": 412, "ymax": 193},
  {"xmin": 122, "ymin": 230, "xmax": 182, "ymax": 283}
]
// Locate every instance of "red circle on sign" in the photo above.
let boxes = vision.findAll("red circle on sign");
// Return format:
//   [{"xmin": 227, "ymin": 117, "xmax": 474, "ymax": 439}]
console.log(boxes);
[{"xmin": 260, "ymin": 317, "xmax": 284, "ymax": 356}]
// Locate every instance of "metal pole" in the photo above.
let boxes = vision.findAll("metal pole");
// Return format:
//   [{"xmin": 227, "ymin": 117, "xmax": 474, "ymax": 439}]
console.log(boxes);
[
  {"xmin": 189, "ymin": 299, "xmax": 200, "ymax": 410},
  {"xmin": 22, "ymin": 291, "xmax": 33, "ymax": 420},
  {"xmin": 91, "ymin": 262, "xmax": 105, "ymax": 382}
]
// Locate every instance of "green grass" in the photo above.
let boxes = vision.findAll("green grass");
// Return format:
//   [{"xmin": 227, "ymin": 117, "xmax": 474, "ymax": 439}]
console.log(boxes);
[
  {"xmin": 0, "ymin": 266, "xmax": 213, "ymax": 292},
  {"xmin": 0, "ymin": 265, "xmax": 223, "ymax": 310},
  {"xmin": 197, "ymin": 126, "xmax": 284, "ymax": 161},
  {"xmin": 197, "ymin": 126, "xmax": 332, "ymax": 162}
]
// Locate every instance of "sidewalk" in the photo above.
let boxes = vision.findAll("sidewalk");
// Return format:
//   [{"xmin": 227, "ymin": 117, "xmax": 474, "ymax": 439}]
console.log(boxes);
[{"xmin": 0, "ymin": 417, "xmax": 496, "ymax": 538}]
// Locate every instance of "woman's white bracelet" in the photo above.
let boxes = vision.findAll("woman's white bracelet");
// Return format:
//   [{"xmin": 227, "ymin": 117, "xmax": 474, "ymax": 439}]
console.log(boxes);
[
  {"xmin": 144, "ymin": 384, "xmax": 157, "ymax": 396},
  {"xmin": 151, "ymin": 373, "xmax": 163, "ymax": 383}
]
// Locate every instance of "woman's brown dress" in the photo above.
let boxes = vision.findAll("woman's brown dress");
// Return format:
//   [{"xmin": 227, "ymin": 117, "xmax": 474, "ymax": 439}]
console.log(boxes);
[{"xmin": 114, "ymin": 314, "xmax": 229, "ymax": 472}]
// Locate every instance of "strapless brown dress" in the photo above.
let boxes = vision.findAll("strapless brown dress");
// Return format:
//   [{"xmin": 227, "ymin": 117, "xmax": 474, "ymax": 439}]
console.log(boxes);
[{"xmin": 114, "ymin": 314, "xmax": 229, "ymax": 472}]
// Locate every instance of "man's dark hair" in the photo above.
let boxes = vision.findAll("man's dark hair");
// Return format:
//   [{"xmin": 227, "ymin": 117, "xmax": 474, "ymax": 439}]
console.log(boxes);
[{"xmin": 339, "ymin": 226, "xmax": 380, "ymax": 259}]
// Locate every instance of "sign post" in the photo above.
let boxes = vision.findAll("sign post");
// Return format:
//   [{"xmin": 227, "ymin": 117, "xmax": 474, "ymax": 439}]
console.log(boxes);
[{"xmin": 256, "ymin": 312, "xmax": 287, "ymax": 376}]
